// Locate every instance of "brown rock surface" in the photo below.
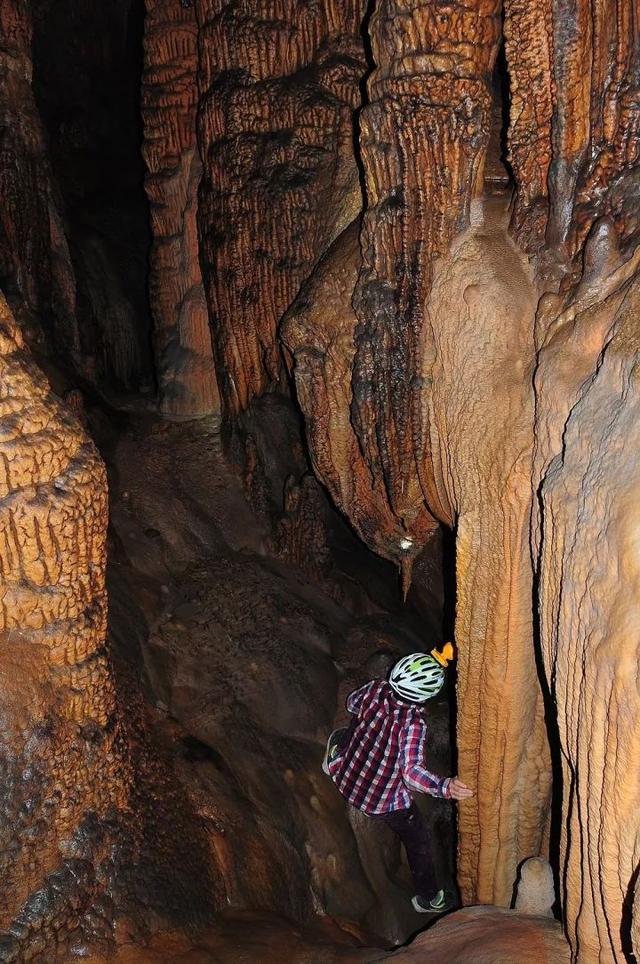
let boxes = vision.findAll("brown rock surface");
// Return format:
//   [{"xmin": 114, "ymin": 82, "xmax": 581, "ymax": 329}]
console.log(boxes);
[
  {"xmin": 73, "ymin": 906, "xmax": 570, "ymax": 964},
  {"xmin": 142, "ymin": 0, "xmax": 218, "ymax": 417},
  {"xmin": 0, "ymin": 0, "xmax": 76, "ymax": 352},
  {"xmin": 376, "ymin": 906, "xmax": 570, "ymax": 964},
  {"xmin": 504, "ymin": 0, "xmax": 640, "ymax": 263},
  {"xmin": 105, "ymin": 410, "xmax": 453, "ymax": 947},
  {"xmin": 282, "ymin": 220, "xmax": 439, "ymax": 573},
  {"xmin": 535, "ymin": 251, "xmax": 640, "ymax": 959},
  {"xmin": 0, "ymin": 293, "xmax": 114, "ymax": 954},
  {"xmin": 288, "ymin": 198, "xmax": 551, "ymax": 907},
  {"xmin": 0, "ymin": 0, "xmax": 639, "ymax": 960},
  {"xmin": 76, "ymin": 911, "xmax": 374, "ymax": 963},
  {"xmin": 286, "ymin": 4, "xmax": 640, "ymax": 955},
  {"xmin": 195, "ymin": 0, "xmax": 366, "ymax": 414},
  {"xmin": 352, "ymin": 0, "xmax": 501, "ymax": 538},
  {"xmin": 0, "ymin": 296, "xmax": 218, "ymax": 959}
]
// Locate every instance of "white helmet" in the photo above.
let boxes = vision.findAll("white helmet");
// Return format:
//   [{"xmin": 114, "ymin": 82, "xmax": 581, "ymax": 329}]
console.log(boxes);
[{"xmin": 389, "ymin": 644, "xmax": 454, "ymax": 703}]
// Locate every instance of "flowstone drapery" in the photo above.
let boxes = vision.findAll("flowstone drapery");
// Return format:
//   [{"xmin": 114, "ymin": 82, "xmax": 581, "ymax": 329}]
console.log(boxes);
[{"xmin": 283, "ymin": 1, "xmax": 640, "ymax": 959}]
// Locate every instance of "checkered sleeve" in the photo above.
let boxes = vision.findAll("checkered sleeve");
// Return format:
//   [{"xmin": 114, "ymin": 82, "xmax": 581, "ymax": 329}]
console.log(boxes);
[
  {"xmin": 400, "ymin": 718, "xmax": 450, "ymax": 798},
  {"xmin": 346, "ymin": 680, "xmax": 375, "ymax": 714}
]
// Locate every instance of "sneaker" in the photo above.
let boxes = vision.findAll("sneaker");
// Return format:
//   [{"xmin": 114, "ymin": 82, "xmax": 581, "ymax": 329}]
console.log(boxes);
[
  {"xmin": 322, "ymin": 728, "xmax": 344, "ymax": 775},
  {"xmin": 411, "ymin": 889, "xmax": 454, "ymax": 914}
]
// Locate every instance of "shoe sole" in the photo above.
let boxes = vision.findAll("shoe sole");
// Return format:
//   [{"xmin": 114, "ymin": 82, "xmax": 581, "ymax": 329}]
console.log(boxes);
[
  {"xmin": 411, "ymin": 896, "xmax": 454, "ymax": 914},
  {"xmin": 322, "ymin": 728, "xmax": 343, "ymax": 775}
]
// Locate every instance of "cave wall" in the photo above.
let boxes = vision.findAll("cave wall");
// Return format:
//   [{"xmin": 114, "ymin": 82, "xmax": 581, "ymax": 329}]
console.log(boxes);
[
  {"xmin": 0, "ymin": 294, "xmax": 219, "ymax": 958},
  {"xmin": 0, "ymin": 0, "xmax": 638, "ymax": 959},
  {"xmin": 0, "ymin": 0, "xmax": 77, "ymax": 356},
  {"xmin": 283, "ymin": 0, "xmax": 640, "ymax": 958},
  {"xmin": 31, "ymin": 0, "xmax": 155, "ymax": 393},
  {"xmin": 142, "ymin": 0, "xmax": 218, "ymax": 416},
  {"xmin": 194, "ymin": 0, "xmax": 366, "ymax": 415}
]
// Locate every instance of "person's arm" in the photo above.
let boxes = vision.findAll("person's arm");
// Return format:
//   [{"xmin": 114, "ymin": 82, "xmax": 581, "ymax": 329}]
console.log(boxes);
[
  {"xmin": 400, "ymin": 718, "xmax": 451, "ymax": 798},
  {"xmin": 346, "ymin": 680, "xmax": 376, "ymax": 714}
]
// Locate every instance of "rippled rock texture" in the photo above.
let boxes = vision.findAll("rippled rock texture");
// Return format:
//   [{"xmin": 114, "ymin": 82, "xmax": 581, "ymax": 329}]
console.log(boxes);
[
  {"xmin": 0, "ymin": 296, "xmax": 217, "ymax": 959},
  {"xmin": 284, "ymin": 0, "xmax": 640, "ymax": 959},
  {"xmin": 142, "ymin": 0, "xmax": 218, "ymax": 416},
  {"xmin": 1, "ymin": 0, "xmax": 640, "ymax": 960},
  {"xmin": 195, "ymin": 0, "xmax": 366, "ymax": 414}
]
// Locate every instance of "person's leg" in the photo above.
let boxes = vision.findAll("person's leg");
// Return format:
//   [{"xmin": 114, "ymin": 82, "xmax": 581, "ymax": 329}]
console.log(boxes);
[{"xmin": 383, "ymin": 802, "xmax": 438, "ymax": 900}]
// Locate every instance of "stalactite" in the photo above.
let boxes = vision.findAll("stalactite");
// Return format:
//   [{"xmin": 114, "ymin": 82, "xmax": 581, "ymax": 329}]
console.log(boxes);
[{"xmin": 194, "ymin": 0, "xmax": 366, "ymax": 415}]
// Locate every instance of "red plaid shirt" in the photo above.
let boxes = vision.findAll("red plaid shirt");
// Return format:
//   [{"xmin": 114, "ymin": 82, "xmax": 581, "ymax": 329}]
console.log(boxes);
[{"xmin": 328, "ymin": 679, "xmax": 451, "ymax": 814}]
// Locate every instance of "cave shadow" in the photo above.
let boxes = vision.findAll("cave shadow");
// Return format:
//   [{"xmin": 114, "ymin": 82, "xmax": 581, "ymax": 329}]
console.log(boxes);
[
  {"xmin": 531, "ymin": 493, "xmax": 565, "ymax": 921},
  {"xmin": 351, "ymin": 0, "xmax": 377, "ymax": 211},
  {"xmin": 621, "ymin": 862, "xmax": 639, "ymax": 963},
  {"xmin": 105, "ymin": 552, "xmax": 222, "ymax": 931}
]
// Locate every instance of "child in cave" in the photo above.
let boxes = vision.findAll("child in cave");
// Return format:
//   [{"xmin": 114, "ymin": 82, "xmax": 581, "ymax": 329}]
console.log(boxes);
[{"xmin": 323, "ymin": 645, "xmax": 473, "ymax": 914}]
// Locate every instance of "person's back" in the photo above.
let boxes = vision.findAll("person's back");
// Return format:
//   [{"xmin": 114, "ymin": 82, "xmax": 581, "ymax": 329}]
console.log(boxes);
[
  {"xmin": 328, "ymin": 678, "xmax": 449, "ymax": 814},
  {"xmin": 323, "ymin": 645, "xmax": 474, "ymax": 915}
]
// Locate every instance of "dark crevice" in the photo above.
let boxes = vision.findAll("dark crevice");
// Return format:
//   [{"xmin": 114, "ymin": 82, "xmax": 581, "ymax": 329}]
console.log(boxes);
[{"xmin": 31, "ymin": 0, "xmax": 155, "ymax": 396}]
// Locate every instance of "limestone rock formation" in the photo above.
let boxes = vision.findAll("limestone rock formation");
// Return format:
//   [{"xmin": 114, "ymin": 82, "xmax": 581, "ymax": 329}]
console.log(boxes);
[
  {"xmin": 282, "ymin": 220, "xmax": 439, "ymax": 574},
  {"xmin": 379, "ymin": 906, "xmax": 570, "ymax": 964},
  {"xmin": 352, "ymin": 0, "xmax": 502, "ymax": 541},
  {"xmin": 0, "ymin": 0, "xmax": 639, "ymax": 960},
  {"xmin": 0, "ymin": 294, "xmax": 118, "ymax": 955},
  {"xmin": 288, "ymin": 194, "xmax": 551, "ymax": 908},
  {"xmin": 142, "ymin": 0, "xmax": 218, "ymax": 416},
  {"xmin": 195, "ymin": 0, "xmax": 366, "ymax": 414},
  {"xmin": 0, "ymin": 0, "xmax": 76, "ymax": 354},
  {"xmin": 503, "ymin": 0, "xmax": 640, "ymax": 264},
  {"xmin": 0, "ymin": 295, "xmax": 217, "ymax": 959},
  {"xmin": 515, "ymin": 858, "xmax": 555, "ymax": 918},
  {"xmin": 285, "ymin": 3, "xmax": 640, "ymax": 959},
  {"xmin": 535, "ymin": 255, "xmax": 640, "ymax": 961}
]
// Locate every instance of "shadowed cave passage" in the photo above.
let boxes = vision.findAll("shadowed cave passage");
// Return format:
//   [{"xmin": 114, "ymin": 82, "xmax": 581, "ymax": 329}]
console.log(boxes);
[
  {"xmin": 1, "ymin": 0, "xmax": 639, "ymax": 961},
  {"xmin": 30, "ymin": 0, "xmax": 155, "ymax": 394}
]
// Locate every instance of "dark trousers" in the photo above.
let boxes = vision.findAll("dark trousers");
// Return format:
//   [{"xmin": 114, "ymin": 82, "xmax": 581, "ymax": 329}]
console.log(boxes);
[{"xmin": 382, "ymin": 802, "xmax": 437, "ymax": 900}]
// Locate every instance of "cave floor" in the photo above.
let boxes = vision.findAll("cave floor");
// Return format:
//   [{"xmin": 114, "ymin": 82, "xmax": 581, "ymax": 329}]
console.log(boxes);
[{"xmin": 78, "ymin": 910, "xmax": 373, "ymax": 963}]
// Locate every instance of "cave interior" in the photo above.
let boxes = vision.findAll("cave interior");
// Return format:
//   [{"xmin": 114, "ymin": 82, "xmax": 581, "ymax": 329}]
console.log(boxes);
[{"xmin": 0, "ymin": 0, "xmax": 639, "ymax": 962}]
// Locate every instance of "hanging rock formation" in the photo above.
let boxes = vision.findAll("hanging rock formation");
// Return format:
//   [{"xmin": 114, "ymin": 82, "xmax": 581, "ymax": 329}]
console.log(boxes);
[
  {"xmin": 142, "ymin": 0, "xmax": 218, "ymax": 416},
  {"xmin": 287, "ymin": 0, "xmax": 550, "ymax": 910},
  {"xmin": 285, "ymin": 0, "xmax": 640, "ymax": 957},
  {"xmin": 194, "ymin": 0, "xmax": 366, "ymax": 415},
  {"xmin": 282, "ymin": 221, "xmax": 440, "ymax": 572},
  {"xmin": 0, "ymin": 0, "xmax": 638, "ymax": 960}
]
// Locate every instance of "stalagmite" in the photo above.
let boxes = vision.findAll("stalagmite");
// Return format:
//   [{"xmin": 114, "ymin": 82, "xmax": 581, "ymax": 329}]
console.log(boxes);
[{"xmin": 0, "ymin": 293, "xmax": 124, "ymax": 953}]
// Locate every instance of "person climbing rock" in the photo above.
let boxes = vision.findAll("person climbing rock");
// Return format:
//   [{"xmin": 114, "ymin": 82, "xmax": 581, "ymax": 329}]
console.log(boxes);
[{"xmin": 323, "ymin": 644, "xmax": 473, "ymax": 914}]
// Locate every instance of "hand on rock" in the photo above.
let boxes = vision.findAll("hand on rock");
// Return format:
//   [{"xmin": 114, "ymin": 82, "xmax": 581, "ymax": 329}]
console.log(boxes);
[{"xmin": 448, "ymin": 777, "xmax": 474, "ymax": 800}]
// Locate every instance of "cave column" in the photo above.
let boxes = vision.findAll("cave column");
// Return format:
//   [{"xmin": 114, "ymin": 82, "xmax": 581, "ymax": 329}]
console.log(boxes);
[
  {"xmin": 141, "ymin": 0, "xmax": 218, "ymax": 417},
  {"xmin": 353, "ymin": 0, "xmax": 551, "ymax": 904}
]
